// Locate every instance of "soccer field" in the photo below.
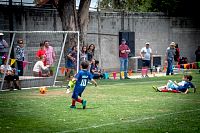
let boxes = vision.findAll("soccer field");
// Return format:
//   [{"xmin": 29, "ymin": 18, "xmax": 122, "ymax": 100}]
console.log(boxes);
[{"xmin": 0, "ymin": 72, "xmax": 200, "ymax": 133}]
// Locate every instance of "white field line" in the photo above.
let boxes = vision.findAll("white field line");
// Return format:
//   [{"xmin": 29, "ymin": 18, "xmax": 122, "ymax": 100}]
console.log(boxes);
[
  {"xmin": 58, "ymin": 108, "xmax": 200, "ymax": 133},
  {"xmin": 59, "ymin": 80, "xmax": 165, "ymax": 90}
]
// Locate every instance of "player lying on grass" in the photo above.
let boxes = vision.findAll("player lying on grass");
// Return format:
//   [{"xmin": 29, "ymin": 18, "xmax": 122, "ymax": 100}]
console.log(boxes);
[
  {"xmin": 153, "ymin": 75, "xmax": 196, "ymax": 94},
  {"xmin": 69, "ymin": 61, "xmax": 97, "ymax": 109}
]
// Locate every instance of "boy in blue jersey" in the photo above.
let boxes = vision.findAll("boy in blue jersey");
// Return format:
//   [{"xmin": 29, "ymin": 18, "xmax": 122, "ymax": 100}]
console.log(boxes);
[
  {"xmin": 70, "ymin": 61, "xmax": 97, "ymax": 109},
  {"xmin": 153, "ymin": 75, "xmax": 196, "ymax": 94}
]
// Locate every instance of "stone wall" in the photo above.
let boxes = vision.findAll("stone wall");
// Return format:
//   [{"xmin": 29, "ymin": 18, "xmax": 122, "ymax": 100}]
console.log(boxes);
[{"xmin": 0, "ymin": 5, "xmax": 200, "ymax": 72}]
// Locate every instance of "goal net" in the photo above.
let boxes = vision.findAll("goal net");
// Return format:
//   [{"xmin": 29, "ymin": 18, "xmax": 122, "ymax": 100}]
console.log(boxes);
[{"xmin": 0, "ymin": 31, "xmax": 79, "ymax": 90}]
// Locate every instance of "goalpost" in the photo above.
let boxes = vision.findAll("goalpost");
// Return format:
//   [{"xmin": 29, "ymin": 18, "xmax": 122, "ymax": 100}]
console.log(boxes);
[{"xmin": 0, "ymin": 31, "xmax": 80, "ymax": 90}]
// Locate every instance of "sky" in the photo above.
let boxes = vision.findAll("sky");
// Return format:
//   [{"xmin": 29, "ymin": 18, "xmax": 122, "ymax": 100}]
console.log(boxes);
[{"xmin": 78, "ymin": 0, "xmax": 98, "ymax": 8}]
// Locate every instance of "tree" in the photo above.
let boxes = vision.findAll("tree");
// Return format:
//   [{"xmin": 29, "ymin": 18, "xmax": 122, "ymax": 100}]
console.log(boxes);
[
  {"xmin": 99, "ymin": 0, "xmax": 200, "ymax": 17},
  {"xmin": 35, "ymin": 0, "xmax": 91, "ymax": 57},
  {"xmin": 100, "ymin": 0, "xmax": 143, "ymax": 12}
]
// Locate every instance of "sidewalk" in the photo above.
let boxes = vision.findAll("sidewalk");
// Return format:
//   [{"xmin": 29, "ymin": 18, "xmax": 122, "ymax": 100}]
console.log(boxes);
[{"xmin": 108, "ymin": 72, "xmax": 167, "ymax": 80}]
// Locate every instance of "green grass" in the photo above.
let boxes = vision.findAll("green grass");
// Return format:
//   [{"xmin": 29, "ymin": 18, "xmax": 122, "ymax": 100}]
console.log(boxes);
[{"xmin": 0, "ymin": 72, "xmax": 200, "ymax": 133}]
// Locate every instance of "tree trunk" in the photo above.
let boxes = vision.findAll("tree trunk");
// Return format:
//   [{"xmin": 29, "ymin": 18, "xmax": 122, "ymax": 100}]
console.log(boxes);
[
  {"xmin": 77, "ymin": 0, "xmax": 91, "ymax": 46},
  {"xmin": 57, "ymin": 0, "xmax": 77, "ymax": 58},
  {"xmin": 56, "ymin": 0, "xmax": 91, "ymax": 58}
]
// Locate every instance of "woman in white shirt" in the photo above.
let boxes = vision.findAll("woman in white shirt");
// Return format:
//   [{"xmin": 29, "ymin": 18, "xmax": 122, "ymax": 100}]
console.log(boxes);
[{"xmin": 33, "ymin": 55, "xmax": 50, "ymax": 77}]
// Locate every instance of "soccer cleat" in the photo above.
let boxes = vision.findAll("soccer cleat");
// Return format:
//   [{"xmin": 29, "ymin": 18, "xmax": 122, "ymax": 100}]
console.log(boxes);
[
  {"xmin": 70, "ymin": 105, "xmax": 76, "ymax": 109},
  {"xmin": 152, "ymin": 86, "xmax": 159, "ymax": 92},
  {"xmin": 82, "ymin": 100, "xmax": 87, "ymax": 109}
]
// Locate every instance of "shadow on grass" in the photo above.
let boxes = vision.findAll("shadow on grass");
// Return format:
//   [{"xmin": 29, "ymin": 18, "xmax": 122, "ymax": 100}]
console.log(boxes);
[{"xmin": 75, "ymin": 107, "xmax": 99, "ymax": 110}]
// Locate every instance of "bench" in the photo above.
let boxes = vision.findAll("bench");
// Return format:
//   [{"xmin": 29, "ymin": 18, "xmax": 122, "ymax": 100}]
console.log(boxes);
[{"xmin": 0, "ymin": 76, "xmax": 55, "ymax": 89}]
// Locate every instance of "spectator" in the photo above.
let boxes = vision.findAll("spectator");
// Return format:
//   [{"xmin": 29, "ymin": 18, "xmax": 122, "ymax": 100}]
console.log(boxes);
[
  {"xmin": 33, "ymin": 55, "xmax": 50, "ymax": 77},
  {"xmin": 90, "ymin": 59, "xmax": 104, "ymax": 79},
  {"xmin": 66, "ymin": 45, "xmax": 77, "ymax": 80},
  {"xmin": 87, "ymin": 44, "xmax": 95, "ymax": 62},
  {"xmin": 119, "ymin": 38, "xmax": 131, "ymax": 79},
  {"xmin": 165, "ymin": 42, "xmax": 176, "ymax": 75},
  {"xmin": 0, "ymin": 59, "xmax": 20, "ymax": 90},
  {"xmin": 195, "ymin": 46, "xmax": 200, "ymax": 63},
  {"xmin": 44, "ymin": 40, "xmax": 56, "ymax": 66},
  {"xmin": 15, "ymin": 39, "xmax": 25, "ymax": 76},
  {"xmin": 140, "ymin": 42, "xmax": 152, "ymax": 77},
  {"xmin": 80, "ymin": 45, "xmax": 88, "ymax": 62},
  {"xmin": 174, "ymin": 43, "xmax": 180, "ymax": 65},
  {"xmin": 36, "ymin": 42, "xmax": 46, "ymax": 66},
  {"xmin": 0, "ymin": 33, "xmax": 9, "ymax": 57}
]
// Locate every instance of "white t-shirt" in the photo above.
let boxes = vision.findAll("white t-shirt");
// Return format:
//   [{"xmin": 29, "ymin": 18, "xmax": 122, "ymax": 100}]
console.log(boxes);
[
  {"xmin": 178, "ymin": 81, "xmax": 186, "ymax": 86},
  {"xmin": 140, "ymin": 47, "xmax": 152, "ymax": 60},
  {"xmin": 33, "ymin": 61, "xmax": 48, "ymax": 72},
  {"xmin": 0, "ymin": 64, "xmax": 12, "ymax": 71}
]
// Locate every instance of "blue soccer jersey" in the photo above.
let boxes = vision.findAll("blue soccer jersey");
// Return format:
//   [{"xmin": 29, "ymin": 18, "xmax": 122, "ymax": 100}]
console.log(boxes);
[
  {"xmin": 174, "ymin": 82, "xmax": 194, "ymax": 92},
  {"xmin": 72, "ymin": 70, "xmax": 93, "ymax": 99}
]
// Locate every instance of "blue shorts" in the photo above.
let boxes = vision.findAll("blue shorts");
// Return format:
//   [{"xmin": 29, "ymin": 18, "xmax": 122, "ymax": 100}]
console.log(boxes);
[
  {"xmin": 72, "ymin": 91, "xmax": 82, "ymax": 100},
  {"xmin": 142, "ymin": 60, "xmax": 150, "ymax": 67},
  {"xmin": 167, "ymin": 80, "xmax": 178, "ymax": 89},
  {"xmin": 72, "ymin": 87, "xmax": 85, "ymax": 100},
  {"xmin": 66, "ymin": 60, "xmax": 75, "ymax": 69}
]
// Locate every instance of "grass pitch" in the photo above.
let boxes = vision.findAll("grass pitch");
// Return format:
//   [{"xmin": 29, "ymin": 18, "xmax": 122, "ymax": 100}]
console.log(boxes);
[{"xmin": 0, "ymin": 72, "xmax": 200, "ymax": 133}]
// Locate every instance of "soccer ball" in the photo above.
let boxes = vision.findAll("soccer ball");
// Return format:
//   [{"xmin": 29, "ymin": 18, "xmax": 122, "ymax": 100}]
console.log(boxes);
[{"xmin": 39, "ymin": 87, "xmax": 47, "ymax": 94}]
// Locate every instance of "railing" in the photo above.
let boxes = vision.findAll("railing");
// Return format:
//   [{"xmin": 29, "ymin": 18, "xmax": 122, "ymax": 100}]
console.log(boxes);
[{"xmin": 0, "ymin": 0, "xmax": 35, "ymax": 6}]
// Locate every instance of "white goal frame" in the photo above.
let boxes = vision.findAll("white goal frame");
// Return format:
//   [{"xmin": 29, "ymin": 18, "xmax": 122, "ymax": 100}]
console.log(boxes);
[{"xmin": 0, "ymin": 31, "xmax": 80, "ymax": 90}]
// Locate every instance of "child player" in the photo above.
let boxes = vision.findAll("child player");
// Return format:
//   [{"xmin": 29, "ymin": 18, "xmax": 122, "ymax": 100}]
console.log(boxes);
[
  {"xmin": 153, "ymin": 75, "xmax": 195, "ymax": 94},
  {"xmin": 70, "ymin": 61, "xmax": 97, "ymax": 109}
]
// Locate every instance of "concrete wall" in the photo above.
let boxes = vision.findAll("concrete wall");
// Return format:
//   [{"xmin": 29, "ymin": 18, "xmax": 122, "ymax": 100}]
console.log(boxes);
[{"xmin": 0, "ymin": 6, "xmax": 200, "ymax": 72}]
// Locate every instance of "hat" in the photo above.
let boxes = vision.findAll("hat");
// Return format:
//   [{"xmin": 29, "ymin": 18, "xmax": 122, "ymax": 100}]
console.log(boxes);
[
  {"xmin": 170, "ymin": 42, "xmax": 176, "ymax": 46},
  {"xmin": 145, "ymin": 42, "xmax": 150, "ymax": 45},
  {"xmin": 0, "ymin": 33, "xmax": 4, "ymax": 36}
]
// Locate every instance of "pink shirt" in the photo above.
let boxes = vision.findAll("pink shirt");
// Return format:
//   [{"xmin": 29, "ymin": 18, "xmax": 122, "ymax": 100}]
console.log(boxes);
[
  {"xmin": 45, "ymin": 46, "xmax": 56, "ymax": 65},
  {"xmin": 119, "ymin": 44, "xmax": 130, "ymax": 58}
]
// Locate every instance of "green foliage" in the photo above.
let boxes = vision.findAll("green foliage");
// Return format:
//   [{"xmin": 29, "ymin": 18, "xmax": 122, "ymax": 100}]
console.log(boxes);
[
  {"xmin": 99, "ymin": 0, "xmax": 199, "ymax": 17},
  {"xmin": 0, "ymin": 72, "xmax": 200, "ymax": 132}
]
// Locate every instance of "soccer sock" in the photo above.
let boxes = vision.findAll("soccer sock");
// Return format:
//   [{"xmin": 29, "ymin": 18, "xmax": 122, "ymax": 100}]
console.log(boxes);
[
  {"xmin": 76, "ymin": 98, "xmax": 83, "ymax": 103},
  {"xmin": 72, "ymin": 99, "xmax": 76, "ymax": 106},
  {"xmin": 172, "ymin": 90, "xmax": 180, "ymax": 93},
  {"xmin": 161, "ymin": 89, "xmax": 169, "ymax": 92}
]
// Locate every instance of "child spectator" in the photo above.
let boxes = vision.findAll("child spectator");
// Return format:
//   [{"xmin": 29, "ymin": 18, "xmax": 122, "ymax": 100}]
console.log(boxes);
[
  {"xmin": 15, "ymin": 39, "xmax": 25, "ymax": 76},
  {"xmin": 87, "ymin": 44, "xmax": 95, "ymax": 62},
  {"xmin": 0, "ymin": 59, "xmax": 20, "ymax": 90},
  {"xmin": 80, "ymin": 45, "xmax": 88, "ymax": 62},
  {"xmin": 153, "ymin": 75, "xmax": 195, "ymax": 94},
  {"xmin": 90, "ymin": 59, "xmax": 104, "ymax": 79},
  {"xmin": 33, "ymin": 55, "xmax": 50, "ymax": 77},
  {"xmin": 36, "ymin": 42, "xmax": 46, "ymax": 66},
  {"xmin": 66, "ymin": 45, "xmax": 77, "ymax": 80},
  {"xmin": 70, "ymin": 61, "xmax": 97, "ymax": 109}
]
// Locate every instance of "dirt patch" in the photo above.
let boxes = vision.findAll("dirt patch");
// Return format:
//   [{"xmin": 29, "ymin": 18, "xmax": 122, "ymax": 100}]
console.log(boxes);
[{"xmin": 18, "ymin": 90, "xmax": 70, "ymax": 99}]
